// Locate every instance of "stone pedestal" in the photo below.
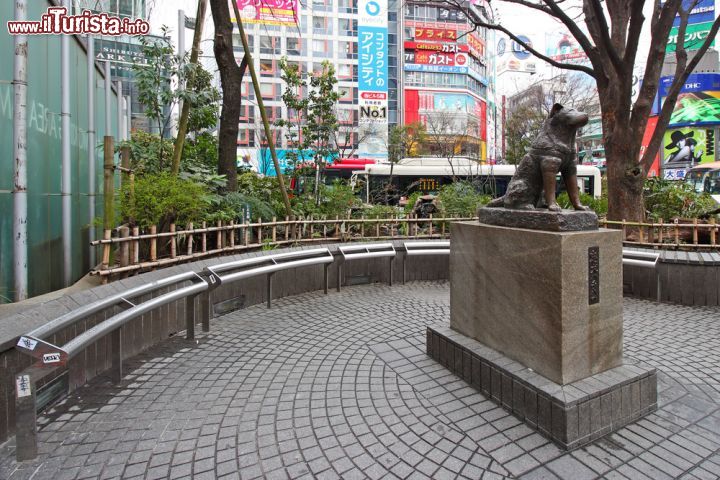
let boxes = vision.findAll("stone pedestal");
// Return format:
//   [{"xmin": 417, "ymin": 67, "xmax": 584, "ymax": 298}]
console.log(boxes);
[
  {"xmin": 426, "ymin": 220, "xmax": 658, "ymax": 449},
  {"xmin": 450, "ymin": 221, "xmax": 623, "ymax": 385}
]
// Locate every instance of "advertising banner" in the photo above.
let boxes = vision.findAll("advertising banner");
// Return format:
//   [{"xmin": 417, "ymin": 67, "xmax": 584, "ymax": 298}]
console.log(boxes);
[
  {"xmin": 234, "ymin": 0, "xmax": 298, "ymax": 26},
  {"xmin": 497, "ymin": 34, "xmax": 537, "ymax": 73},
  {"xmin": 666, "ymin": 21, "xmax": 716, "ymax": 52},
  {"xmin": 467, "ymin": 34, "xmax": 485, "ymax": 58},
  {"xmin": 545, "ymin": 32, "xmax": 590, "ymax": 66},
  {"xmin": 671, "ymin": 0, "xmax": 715, "ymax": 26},
  {"xmin": 433, "ymin": 93, "xmax": 474, "ymax": 113},
  {"xmin": 413, "ymin": 51, "xmax": 456, "ymax": 66},
  {"xmin": 668, "ymin": 91, "xmax": 720, "ymax": 126},
  {"xmin": 659, "ymin": 73, "xmax": 720, "ymax": 97},
  {"xmin": 662, "ymin": 127, "xmax": 716, "ymax": 166},
  {"xmin": 640, "ymin": 117, "xmax": 660, "ymax": 177},
  {"xmin": 358, "ymin": 0, "xmax": 388, "ymax": 158},
  {"xmin": 404, "ymin": 41, "xmax": 468, "ymax": 53},
  {"xmin": 404, "ymin": 64, "xmax": 468, "ymax": 74},
  {"xmin": 413, "ymin": 27, "xmax": 457, "ymax": 41}
]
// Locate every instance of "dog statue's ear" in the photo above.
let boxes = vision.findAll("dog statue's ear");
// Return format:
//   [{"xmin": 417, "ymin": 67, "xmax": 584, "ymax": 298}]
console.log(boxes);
[{"xmin": 549, "ymin": 103, "xmax": 564, "ymax": 117}]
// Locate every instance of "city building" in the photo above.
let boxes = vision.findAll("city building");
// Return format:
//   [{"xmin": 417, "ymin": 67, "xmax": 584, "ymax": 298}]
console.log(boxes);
[{"xmin": 233, "ymin": 0, "xmax": 497, "ymax": 172}]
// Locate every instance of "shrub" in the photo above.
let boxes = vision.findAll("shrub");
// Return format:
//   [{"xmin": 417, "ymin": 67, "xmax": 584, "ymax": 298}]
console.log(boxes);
[
  {"xmin": 205, "ymin": 192, "xmax": 276, "ymax": 223},
  {"xmin": 117, "ymin": 131, "xmax": 174, "ymax": 175},
  {"xmin": 437, "ymin": 182, "xmax": 491, "ymax": 217},
  {"xmin": 120, "ymin": 173, "xmax": 209, "ymax": 229},
  {"xmin": 556, "ymin": 192, "xmax": 608, "ymax": 216},
  {"xmin": 644, "ymin": 178, "xmax": 717, "ymax": 220}
]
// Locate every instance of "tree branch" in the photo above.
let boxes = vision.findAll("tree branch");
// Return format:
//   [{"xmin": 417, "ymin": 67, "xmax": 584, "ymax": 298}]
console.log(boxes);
[
  {"xmin": 540, "ymin": 0, "xmax": 602, "ymax": 67},
  {"xmin": 585, "ymin": 0, "xmax": 625, "ymax": 74}
]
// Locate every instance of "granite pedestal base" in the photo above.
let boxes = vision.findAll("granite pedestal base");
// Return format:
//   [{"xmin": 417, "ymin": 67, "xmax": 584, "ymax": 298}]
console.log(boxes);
[
  {"xmin": 427, "ymin": 325, "xmax": 658, "ymax": 450},
  {"xmin": 451, "ymin": 221, "xmax": 624, "ymax": 385}
]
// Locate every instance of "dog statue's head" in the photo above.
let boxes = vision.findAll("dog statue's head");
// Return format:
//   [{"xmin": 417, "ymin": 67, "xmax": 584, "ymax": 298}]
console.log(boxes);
[{"xmin": 549, "ymin": 103, "xmax": 589, "ymax": 128}]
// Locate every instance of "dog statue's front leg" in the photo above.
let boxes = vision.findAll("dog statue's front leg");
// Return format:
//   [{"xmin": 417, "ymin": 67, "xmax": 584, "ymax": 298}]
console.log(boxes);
[
  {"xmin": 540, "ymin": 157, "xmax": 562, "ymax": 211},
  {"xmin": 563, "ymin": 174, "xmax": 589, "ymax": 211}
]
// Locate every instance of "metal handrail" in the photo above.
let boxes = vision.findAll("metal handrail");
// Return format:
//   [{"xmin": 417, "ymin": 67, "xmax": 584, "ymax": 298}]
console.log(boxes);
[
  {"xmin": 403, "ymin": 241, "xmax": 451, "ymax": 284},
  {"xmin": 14, "ymin": 246, "xmax": 341, "ymax": 461},
  {"xmin": 339, "ymin": 242, "xmax": 396, "ymax": 260},
  {"xmin": 622, "ymin": 248, "xmax": 661, "ymax": 302},
  {"xmin": 27, "ymin": 271, "xmax": 198, "ymax": 340},
  {"xmin": 64, "ymin": 280, "xmax": 208, "ymax": 359},
  {"xmin": 404, "ymin": 240, "xmax": 451, "ymax": 256}
]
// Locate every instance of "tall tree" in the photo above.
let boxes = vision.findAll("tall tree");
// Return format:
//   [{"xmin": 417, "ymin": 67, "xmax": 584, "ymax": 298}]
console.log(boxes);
[
  {"xmin": 443, "ymin": 0, "xmax": 720, "ymax": 221},
  {"xmin": 208, "ymin": 0, "xmax": 247, "ymax": 191}
]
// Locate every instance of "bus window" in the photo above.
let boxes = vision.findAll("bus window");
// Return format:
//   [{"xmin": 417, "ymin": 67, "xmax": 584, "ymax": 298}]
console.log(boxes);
[{"xmin": 685, "ymin": 169, "xmax": 710, "ymax": 193}]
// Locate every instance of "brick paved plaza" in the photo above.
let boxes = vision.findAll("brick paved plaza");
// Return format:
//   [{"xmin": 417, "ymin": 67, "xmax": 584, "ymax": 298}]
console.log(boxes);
[{"xmin": 1, "ymin": 281, "xmax": 719, "ymax": 479}]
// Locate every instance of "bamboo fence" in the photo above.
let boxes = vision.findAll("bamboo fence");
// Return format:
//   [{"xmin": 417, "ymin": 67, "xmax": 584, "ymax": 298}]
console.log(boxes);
[{"xmin": 90, "ymin": 215, "xmax": 474, "ymax": 279}]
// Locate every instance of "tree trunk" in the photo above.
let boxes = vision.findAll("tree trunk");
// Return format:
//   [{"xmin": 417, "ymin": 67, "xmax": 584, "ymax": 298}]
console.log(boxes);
[
  {"xmin": 209, "ymin": 0, "xmax": 241, "ymax": 192},
  {"xmin": 601, "ymin": 98, "xmax": 645, "ymax": 223}
]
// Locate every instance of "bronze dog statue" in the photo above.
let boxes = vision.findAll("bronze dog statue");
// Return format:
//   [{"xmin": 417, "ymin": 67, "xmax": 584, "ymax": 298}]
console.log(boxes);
[{"xmin": 488, "ymin": 103, "xmax": 589, "ymax": 211}]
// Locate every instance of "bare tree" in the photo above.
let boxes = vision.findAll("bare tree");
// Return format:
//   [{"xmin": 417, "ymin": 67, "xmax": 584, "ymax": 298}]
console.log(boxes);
[
  {"xmin": 441, "ymin": 0, "xmax": 720, "ymax": 221},
  {"xmin": 424, "ymin": 110, "xmax": 480, "ymax": 179}
]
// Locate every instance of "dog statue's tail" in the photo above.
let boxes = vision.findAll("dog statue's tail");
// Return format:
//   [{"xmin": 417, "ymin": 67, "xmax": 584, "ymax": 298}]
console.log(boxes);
[{"xmin": 486, "ymin": 196, "xmax": 504, "ymax": 208}]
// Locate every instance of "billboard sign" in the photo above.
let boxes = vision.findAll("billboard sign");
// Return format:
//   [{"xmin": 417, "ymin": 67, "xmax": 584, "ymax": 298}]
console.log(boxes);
[
  {"xmin": 659, "ymin": 73, "xmax": 720, "ymax": 96},
  {"xmin": 497, "ymin": 34, "xmax": 537, "ymax": 73},
  {"xmin": 545, "ymin": 33, "xmax": 590, "ymax": 66},
  {"xmin": 663, "ymin": 127, "xmax": 715, "ymax": 166},
  {"xmin": 404, "ymin": 64, "xmax": 468, "ymax": 74},
  {"xmin": 404, "ymin": 41, "xmax": 468, "ymax": 53},
  {"xmin": 433, "ymin": 93, "xmax": 474, "ymax": 113},
  {"xmin": 413, "ymin": 27, "xmax": 457, "ymax": 41},
  {"xmin": 668, "ymin": 91, "xmax": 720, "ymax": 126},
  {"xmin": 671, "ymin": 0, "xmax": 715, "ymax": 26},
  {"xmin": 234, "ymin": 0, "xmax": 298, "ymax": 26},
  {"xmin": 666, "ymin": 21, "xmax": 716, "ymax": 52},
  {"xmin": 358, "ymin": 0, "xmax": 388, "ymax": 158}
]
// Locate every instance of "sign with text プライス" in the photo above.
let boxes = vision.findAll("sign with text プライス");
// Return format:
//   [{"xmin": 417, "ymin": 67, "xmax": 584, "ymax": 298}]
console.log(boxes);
[{"xmin": 358, "ymin": 0, "xmax": 388, "ymax": 159}]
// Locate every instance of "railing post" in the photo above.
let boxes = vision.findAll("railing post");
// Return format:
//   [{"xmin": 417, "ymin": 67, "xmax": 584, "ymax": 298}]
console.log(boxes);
[
  {"xmin": 388, "ymin": 256, "xmax": 394, "ymax": 286},
  {"xmin": 101, "ymin": 229, "xmax": 112, "ymax": 272},
  {"xmin": 674, "ymin": 219, "xmax": 680, "ymax": 246},
  {"xmin": 201, "ymin": 221, "xmax": 207, "ymax": 253},
  {"xmin": 216, "ymin": 220, "xmax": 223, "ymax": 250},
  {"xmin": 266, "ymin": 272, "xmax": 274, "ymax": 308},
  {"xmin": 403, "ymin": 251, "xmax": 407, "ymax": 285},
  {"xmin": 272, "ymin": 217, "xmax": 277, "ymax": 243},
  {"xmin": 621, "ymin": 219, "xmax": 626, "ymax": 240},
  {"xmin": 111, "ymin": 328, "xmax": 122, "ymax": 384},
  {"xmin": 200, "ymin": 289, "xmax": 211, "ymax": 332},
  {"xmin": 257, "ymin": 217, "xmax": 263, "ymax": 245},
  {"xmin": 15, "ymin": 373, "xmax": 38, "ymax": 461},
  {"xmin": 692, "ymin": 218, "xmax": 698, "ymax": 245},
  {"xmin": 284, "ymin": 216, "xmax": 290, "ymax": 242},
  {"xmin": 229, "ymin": 220, "xmax": 235, "ymax": 249},
  {"xmin": 658, "ymin": 218, "xmax": 664, "ymax": 244},
  {"xmin": 185, "ymin": 295, "xmax": 196, "ymax": 340},
  {"xmin": 337, "ymin": 258, "xmax": 343, "ymax": 292},
  {"xmin": 118, "ymin": 226, "xmax": 130, "ymax": 275},
  {"xmin": 323, "ymin": 263, "xmax": 329, "ymax": 294}
]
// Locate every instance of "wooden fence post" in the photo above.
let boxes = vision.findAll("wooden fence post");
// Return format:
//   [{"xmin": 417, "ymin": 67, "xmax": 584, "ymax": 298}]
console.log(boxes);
[
  {"xmin": 187, "ymin": 222, "xmax": 194, "ymax": 256},
  {"xmin": 132, "ymin": 226, "xmax": 140, "ymax": 266},
  {"xmin": 170, "ymin": 223, "xmax": 177, "ymax": 258},
  {"xmin": 201, "ymin": 221, "xmax": 207, "ymax": 253},
  {"xmin": 710, "ymin": 217, "xmax": 717, "ymax": 246},
  {"xmin": 150, "ymin": 225, "xmax": 157, "ymax": 262}
]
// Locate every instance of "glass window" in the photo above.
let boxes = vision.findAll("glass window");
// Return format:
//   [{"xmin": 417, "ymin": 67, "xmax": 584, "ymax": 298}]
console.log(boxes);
[
  {"xmin": 286, "ymin": 37, "xmax": 302, "ymax": 56},
  {"xmin": 259, "ymin": 83, "xmax": 274, "ymax": 98},
  {"xmin": 260, "ymin": 60, "xmax": 274, "ymax": 76},
  {"xmin": 313, "ymin": 16, "xmax": 332, "ymax": 35}
]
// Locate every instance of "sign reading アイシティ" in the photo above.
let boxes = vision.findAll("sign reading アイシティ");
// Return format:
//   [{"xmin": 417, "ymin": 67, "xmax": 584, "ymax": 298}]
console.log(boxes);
[{"xmin": 358, "ymin": 0, "xmax": 389, "ymax": 158}]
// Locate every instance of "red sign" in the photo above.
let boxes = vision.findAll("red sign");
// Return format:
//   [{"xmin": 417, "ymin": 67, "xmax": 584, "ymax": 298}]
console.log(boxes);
[
  {"xmin": 404, "ymin": 41, "xmax": 468, "ymax": 53},
  {"xmin": 414, "ymin": 27, "xmax": 457, "ymax": 41},
  {"xmin": 467, "ymin": 34, "xmax": 485, "ymax": 57},
  {"xmin": 641, "ymin": 116, "xmax": 660, "ymax": 177},
  {"xmin": 361, "ymin": 92, "xmax": 387, "ymax": 100},
  {"xmin": 414, "ymin": 51, "xmax": 456, "ymax": 66}
]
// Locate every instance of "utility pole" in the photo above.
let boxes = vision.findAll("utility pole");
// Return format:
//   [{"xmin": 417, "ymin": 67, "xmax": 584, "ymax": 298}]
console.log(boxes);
[
  {"xmin": 13, "ymin": 0, "xmax": 28, "ymax": 301},
  {"xmin": 230, "ymin": 1, "xmax": 293, "ymax": 219},
  {"xmin": 171, "ymin": 0, "xmax": 208, "ymax": 174}
]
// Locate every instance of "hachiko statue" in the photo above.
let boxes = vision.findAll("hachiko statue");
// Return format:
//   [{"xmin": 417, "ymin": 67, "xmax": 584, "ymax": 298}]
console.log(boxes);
[{"xmin": 488, "ymin": 104, "xmax": 589, "ymax": 211}]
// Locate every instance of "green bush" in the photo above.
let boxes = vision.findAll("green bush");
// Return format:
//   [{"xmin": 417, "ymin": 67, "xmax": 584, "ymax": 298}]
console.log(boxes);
[
  {"xmin": 292, "ymin": 180, "xmax": 360, "ymax": 218},
  {"xmin": 120, "ymin": 173, "xmax": 209, "ymax": 229},
  {"xmin": 361, "ymin": 204, "xmax": 398, "ymax": 219},
  {"xmin": 205, "ymin": 192, "xmax": 276, "ymax": 223},
  {"xmin": 437, "ymin": 182, "xmax": 491, "ymax": 217},
  {"xmin": 117, "ymin": 131, "xmax": 174, "ymax": 175},
  {"xmin": 644, "ymin": 178, "xmax": 717, "ymax": 220},
  {"xmin": 403, "ymin": 191, "xmax": 424, "ymax": 216},
  {"xmin": 556, "ymin": 192, "xmax": 608, "ymax": 216}
]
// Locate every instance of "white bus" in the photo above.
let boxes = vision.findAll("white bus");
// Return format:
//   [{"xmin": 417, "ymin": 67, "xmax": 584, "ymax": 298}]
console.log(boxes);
[{"xmin": 351, "ymin": 158, "xmax": 602, "ymax": 205}]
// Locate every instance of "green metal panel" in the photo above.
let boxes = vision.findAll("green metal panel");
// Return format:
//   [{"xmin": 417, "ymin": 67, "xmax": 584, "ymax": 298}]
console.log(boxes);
[{"xmin": 0, "ymin": 0, "xmax": 120, "ymax": 303}]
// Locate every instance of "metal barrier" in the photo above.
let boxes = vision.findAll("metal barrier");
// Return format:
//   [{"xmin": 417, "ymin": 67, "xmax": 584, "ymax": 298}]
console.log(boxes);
[
  {"xmin": 337, "ymin": 243, "xmax": 396, "ymax": 291},
  {"xmin": 622, "ymin": 248, "xmax": 661, "ymax": 302},
  {"xmin": 402, "ymin": 241, "xmax": 450, "ymax": 284},
  {"xmin": 13, "ymin": 247, "xmax": 335, "ymax": 461},
  {"xmin": 204, "ymin": 248, "xmax": 335, "ymax": 308}
]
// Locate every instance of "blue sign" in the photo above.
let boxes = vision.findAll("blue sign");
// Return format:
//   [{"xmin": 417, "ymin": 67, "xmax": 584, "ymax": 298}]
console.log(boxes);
[
  {"xmin": 511, "ymin": 35, "xmax": 532, "ymax": 60},
  {"xmin": 358, "ymin": 26, "xmax": 388, "ymax": 92},
  {"xmin": 659, "ymin": 73, "xmax": 720, "ymax": 96},
  {"xmin": 404, "ymin": 64, "xmax": 469, "ymax": 74},
  {"xmin": 257, "ymin": 149, "xmax": 338, "ymax": 176},
  {"xmin": 672, "ymin": 0, "xmax": 715, "ymax": 26}
]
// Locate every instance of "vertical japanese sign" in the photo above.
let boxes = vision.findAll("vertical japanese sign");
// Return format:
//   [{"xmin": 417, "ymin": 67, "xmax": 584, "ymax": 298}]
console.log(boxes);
[{"xmin": 358, "ymin": 0, "xmax": 388, "ymax": 158}]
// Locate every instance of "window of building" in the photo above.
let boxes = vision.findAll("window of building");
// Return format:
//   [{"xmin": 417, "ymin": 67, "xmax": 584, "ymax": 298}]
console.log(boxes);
[
  {"xmin": 286, "ymin": 37, "xmax": 302, "ymax": 56},
  {"xmin": 260, "ymin": 36, "xmax": 280, "ymax": 55},
  {"xmin": 312, "ymin": 40, "xmax": 333, "ymax": 58},
  {"xmin": 259, "ymin": 83, "xmax": 275, "ymax": 99},
  {"xmin": 260, "ymin": 60, "xmax": 275, "ymax": 77},
  {"xmin": 338, "ymin": 0, "xmax": 357, "ymax": 14},
  {"xmin": 339, "ymin": 41, "xmax": 357, "ymax": 59},
  {"xmin": 312, "ymin": 16, "xmax": 332, "ymax": 35},
  {"xmin": 337, "ymin": 64, "xmax": 353, "ymax": 80}
]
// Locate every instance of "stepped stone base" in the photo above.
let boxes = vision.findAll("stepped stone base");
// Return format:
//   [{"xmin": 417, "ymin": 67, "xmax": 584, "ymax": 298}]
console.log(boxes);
[
  {"xmin": 427, "ymin": 325, "xmax": 658, "ymax": 450},
  {"xmin": 477, "ymin": 207, "xmax": 599, "ymax": 232}
]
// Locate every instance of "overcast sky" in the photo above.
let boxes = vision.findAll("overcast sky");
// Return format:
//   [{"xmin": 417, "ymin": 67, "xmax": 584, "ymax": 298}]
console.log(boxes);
[{"xmin": 145, "ymin": 0, "xmax": 655, "ymax": 96}]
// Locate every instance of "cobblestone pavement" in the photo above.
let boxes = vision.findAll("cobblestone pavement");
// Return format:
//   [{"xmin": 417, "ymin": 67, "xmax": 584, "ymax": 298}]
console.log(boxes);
[{"xmin": 2, "ymin": 282, "xmax": 720, "ymax": 480}]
